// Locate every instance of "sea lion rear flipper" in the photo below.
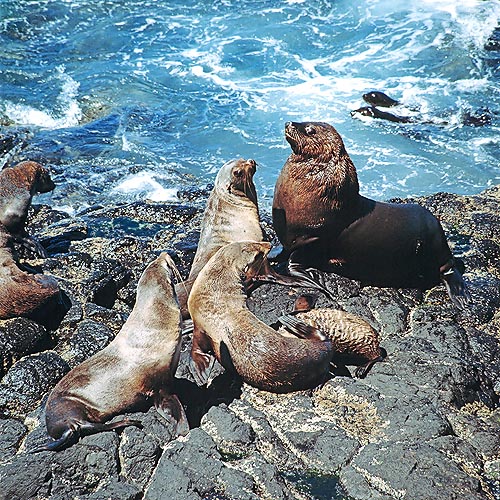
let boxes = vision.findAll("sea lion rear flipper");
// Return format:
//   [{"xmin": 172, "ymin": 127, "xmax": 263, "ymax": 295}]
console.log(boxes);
[
  {"xmin": 155, "ymin": 392, "xmax": 189, "ymax": 436},
  {"xmin": 277, "ymin": 315, "xmax": 328, "ymax": 342},
  {"xmin": 31, "ymin": 428, "xmax": 78, "ymax": 453}
]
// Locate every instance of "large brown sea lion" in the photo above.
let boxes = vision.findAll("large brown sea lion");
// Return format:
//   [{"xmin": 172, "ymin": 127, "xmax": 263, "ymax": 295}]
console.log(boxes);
[
  {"xmin": 35, "ymin": 253, "xmax": 188, "ymax": 452},
  {"xmin": 188, "ymin": 240, "xmax": 333, "ymax": 393},
  {"xmin": 272, "ymin": 121, "xmax": 470, "ymax": 309}
]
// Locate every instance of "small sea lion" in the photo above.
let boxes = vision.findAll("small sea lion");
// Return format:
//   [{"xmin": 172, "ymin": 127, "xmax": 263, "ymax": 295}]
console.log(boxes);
[
  {"xmin": 35, "ymin": 253, "xmax": 188, "ymax": 452},
  {"xmin": 0, "ymin": 228, "xmax": 62, "ymax": 322},
  {"xmin": 350, "ymin": 106, "xmax": 413, "ymax": 123},
  {"xmin": 363, "ymin": 91, "xmax": 400, "ymax": 107},
  {"xmin": 276, "ymin": 294, "xmax": 386, "ymax": 378},
  {"xmin": 0, "ymin": 161, "xmax": 55, "ymax": 256},
  {"xmin": 272, "ymin": 121, "xmax": 470, "ymax": 309},
  {"xmin": 175, "ymin": 158, "xmax": 263, "ymax": 318},
  {"xmin": 188, "ymin": 241, "xmax": 333, "ymax": 393}
]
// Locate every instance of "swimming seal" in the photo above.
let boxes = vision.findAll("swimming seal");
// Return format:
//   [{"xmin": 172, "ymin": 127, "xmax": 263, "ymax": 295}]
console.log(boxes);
[
  {"xmin": 276, "ymin": 294, "xmax": 386, "ymax": 378},
  {"xmin": 350, "ymin": 106, "xmax": 413, "ymax": 123},
  {"xmin": 35, "ymin": 253, "xmax": 188, "ymax": 452},
  {"xmin": 0, "ymin": 231, "xmax": 61, "ymax": 321},
  {"xmin": 362, "ymin": 91, "xmax": 400, "ymax": 107},
  {"xmin": 272, "ymin": 121, "xmax": 470, "ymax": 309},
  {"xmin": 188, "ymin": 241, "xmax": 333, "ymax": 393},
  {"xmin": 175, "ymin": 158, "xmax": 263, "ymax": 318},
  {"xmin": 0, "ymin": 161, "xmax": 55, "ymax": 257}
]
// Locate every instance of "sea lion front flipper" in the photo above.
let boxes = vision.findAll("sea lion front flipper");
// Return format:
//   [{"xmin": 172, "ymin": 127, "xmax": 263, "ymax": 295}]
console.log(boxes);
[
  {"xmin": 287, "ymin": 261, "xmax": 337, "ymax": 302},
  {"xmin": 440, "ymin": 261, "xmax": 471, "ymax": 310},
  {"xmin": 189, "ymin": 327, "xmax": 216, "ymax": 387},
  {"xmin": 31, "ymin": 428, "xmax": 78, "ymax": 453},
  {"xmin": 277, "ymin": 315, "xmax": 328, "ymax": 342},
  {"xmin": 155, "ymin": 392, "xmax": 189, "ymax": 436}
]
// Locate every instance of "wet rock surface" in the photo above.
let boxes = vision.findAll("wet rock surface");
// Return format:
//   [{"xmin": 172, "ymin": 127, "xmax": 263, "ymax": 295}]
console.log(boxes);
[{"xmin": 1, "ymin": 186, "xmax": 499, "ymax": 500}]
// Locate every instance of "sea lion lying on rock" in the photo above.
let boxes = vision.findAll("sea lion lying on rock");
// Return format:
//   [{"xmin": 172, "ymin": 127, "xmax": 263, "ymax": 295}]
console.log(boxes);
[
  {"xmin": 276, "ymin": 294, "xmax": 386, "ymax": 378},
  {"xmin": 35, "ymin": 253, "xmax": 188, "ymax": 452},
  {"xmin": 188, "ymin": 241, "xmax": 334, "ymax": 393}
]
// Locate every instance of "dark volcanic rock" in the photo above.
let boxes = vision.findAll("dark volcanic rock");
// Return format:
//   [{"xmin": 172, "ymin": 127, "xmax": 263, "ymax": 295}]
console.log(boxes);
[{"xmin": 1, "ymin": 188, "xmax": 499, "ymax": 500}]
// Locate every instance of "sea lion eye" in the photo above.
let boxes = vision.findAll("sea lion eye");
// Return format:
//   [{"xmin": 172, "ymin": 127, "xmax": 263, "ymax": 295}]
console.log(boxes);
[
  {"xmin": 305, "ymin": 125, "xmax": 316, "ymax": 136},
  {"xmin": 233, "ymin": 169, "xmax": 243, "ymax": 178}
]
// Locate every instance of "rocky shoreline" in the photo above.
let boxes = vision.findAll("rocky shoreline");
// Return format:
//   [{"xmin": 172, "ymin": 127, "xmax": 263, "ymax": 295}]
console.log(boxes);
[{"xmin": 0, "ymin": 183, "xmax": 499, "ymax": 500}]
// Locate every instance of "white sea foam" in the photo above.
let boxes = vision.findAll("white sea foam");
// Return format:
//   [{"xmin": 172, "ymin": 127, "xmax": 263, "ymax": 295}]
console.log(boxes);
[
  {"xmin": 111, "ymin": 171, "xmax": 179, "ymax": 202},
  {"xmin": 3, "ymin": 66, "xmax": 82, "ymax": 129}
]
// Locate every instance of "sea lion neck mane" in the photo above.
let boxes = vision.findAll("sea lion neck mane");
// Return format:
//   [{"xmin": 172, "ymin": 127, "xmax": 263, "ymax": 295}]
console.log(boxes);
[{"xmin": 283, "ymin": 121, "xmax": 359, "ymax": 210}]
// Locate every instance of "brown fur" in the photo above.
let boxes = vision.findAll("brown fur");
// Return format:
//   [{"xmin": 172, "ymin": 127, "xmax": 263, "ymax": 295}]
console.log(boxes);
[
  {"xmin": 0, "ymin": 161, "xmax": 55, "ymax": 235},
  {"xmin": 272, "ymin": 121, "xmax": 469, "ymax": 308},
  {"xmin": 176, "ymin": 158, "xmax": 263, "ymax": 318},
  {"xmin": 0, "ymin": 243, "xmax": 60, "ymax": 320},
  {"xmin": 188, "ymin": 241, "xmax": 333, "ymax": 393},
  {"xmin": 39, "ymin": 253, "xmax": 188, "ymax": 451}
]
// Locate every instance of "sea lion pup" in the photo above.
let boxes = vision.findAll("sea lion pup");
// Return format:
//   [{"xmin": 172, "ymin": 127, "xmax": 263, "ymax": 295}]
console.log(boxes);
[
  {"xmin": 175, "ymin": 158, "xmax": 263, "ymax": 318},
  {"xmin": 0, "ymin": 161, "xmax": 55, "ymax": 257},
  {"xmin": 0, "ymin": 232, "xmax": 61, "ymax": 321},
  {"xmin": 276, "ymin": 295, "xmax": 386, "ymax": 378},
  {"xmin": 188, "ymin": 241, "xmax": 333, "ymax": 393},
  {"xmin": 35, "ymin": 253, "xmax": 188, "ymax": 452},
  {"xmin": 272, "ymin": 121, "xmax": 470, "ymax": 309}
]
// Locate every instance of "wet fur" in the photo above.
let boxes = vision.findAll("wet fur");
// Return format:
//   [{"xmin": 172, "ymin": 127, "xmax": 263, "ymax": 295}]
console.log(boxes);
[{"xmin": 175, "ymin": 158, "xmax": 263, "ymax": 318}]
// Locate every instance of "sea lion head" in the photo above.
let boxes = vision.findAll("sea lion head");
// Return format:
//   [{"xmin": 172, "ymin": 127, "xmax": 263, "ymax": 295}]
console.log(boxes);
[
  {"xmin": 35, "ymin": 164, "xmax": 56, "ymax": 193},
  {"xmin": 350, "ymin": 106, "xmax": 376, "ymax": 118},
  {"xmin": 13, "ymin": 161, "xmax": 56, "ymax": 194},
  {"xmin": 215, "ymin": 158, "xmax": 258, "ymax": 206},
  {"xmin": 362, "ymin": 91, "xmax": 399, "ymax": 107},
  {"xmin": 284, "ymin": 121, "xmax": 346, "ymax": 160}
]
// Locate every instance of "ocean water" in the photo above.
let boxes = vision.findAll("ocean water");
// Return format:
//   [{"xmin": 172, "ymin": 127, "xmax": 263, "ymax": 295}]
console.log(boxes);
[{"xmin": 1, "ymin": 0, "xmax": 500, "ymax": 214}]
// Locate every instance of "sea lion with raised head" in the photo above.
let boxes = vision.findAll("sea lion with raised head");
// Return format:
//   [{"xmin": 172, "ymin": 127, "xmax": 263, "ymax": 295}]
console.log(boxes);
[
  {"xmin": 35, "ymin": 253, "xmax": 188, "ymax": 452},
  {"xmin": 0, "ymin": 161, "xmax": 55, "ymax": 257},
  {"xmin": 188, "ymin": 241, "xmax": 333, "ymax": 393},
  {"xmin": 175, "ymin": 158, "xmax": 263, "ymax": 318},
  {"xmin": 276, "ymin": 294, "xmax": 386, "ymax": 378},
  {"xmin": 272, "ymin": 121, "xmax": 470, "ymax": 309}
]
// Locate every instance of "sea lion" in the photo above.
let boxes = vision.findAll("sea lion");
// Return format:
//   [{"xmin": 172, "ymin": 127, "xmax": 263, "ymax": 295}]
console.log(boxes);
[
  {"xmin": 272, "ymin": 121, "xmax": 470, "ymax": 309},
  {"xmin": 175, "ymin": 158, "xmax": 263, "ymax": 318},
  {"xmin": 362, "ymin": 91, "xmax": 399, "ymax": 107},
  {"xmin": 276, "ymin": 294, "xmax": 386, "ymax": 378},
  {"xmin": 350, "ymin": 106, "xmax": 413, "ymax": 123},
  {"xmin": 188, "ymin": 241, "xmax": 333, "ymax": 393},
  {"xmin": 0, "ymin": 230, "xmax": 62, "ymax": 321},
  {"xmin": 0, "ymin": 160, "xmax": 55, "ymax": 256},
  {"xmin": 35, "ymin": 253, "xmax": 188, "ymax": 452}
]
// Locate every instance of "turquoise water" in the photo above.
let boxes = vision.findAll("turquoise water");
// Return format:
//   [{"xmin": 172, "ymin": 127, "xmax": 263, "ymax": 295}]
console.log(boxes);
[{"xmin": 1, "ymin": 0, "xmax": 500, "ymax": 214}]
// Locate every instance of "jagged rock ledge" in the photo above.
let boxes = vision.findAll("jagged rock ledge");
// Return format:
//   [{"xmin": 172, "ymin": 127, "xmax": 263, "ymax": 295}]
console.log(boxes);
[{"xmin": 0, "ymin": 187, "xmax": 499, "ymax": 500}]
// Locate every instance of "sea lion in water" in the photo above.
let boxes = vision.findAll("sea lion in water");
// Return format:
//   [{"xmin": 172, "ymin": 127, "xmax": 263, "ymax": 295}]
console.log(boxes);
[
  {"xmin": 175, "ymin": 158, "xmax": 263, "ymax": 318},
  {"xmin": 0, "ymin": 231, "xmax": 61, "ymax": 321},
  {"xmin": 276, "ymin": 294, "xmax": 386, "ymax": 378},
  {"xmin": 272, "ymin": 121, "xmax": 470, "ymax": 309},
  {"xmin": 363, "ymin": 91, "xmax": 399, "ymax": 107},
  {"xmin": 0, "ymin": 161, "xmax": 55, "ymax": 257},
  {"xmin": 35, "ymin": 253, "xmax": 188, "ymax": 452},
  {"xmin": 350, "ymin": 106, "xmax": 413, "ymax": 124},
  {"xmin": 188, "ymin": 241, "xmax": 333, "ymax": 393}
]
